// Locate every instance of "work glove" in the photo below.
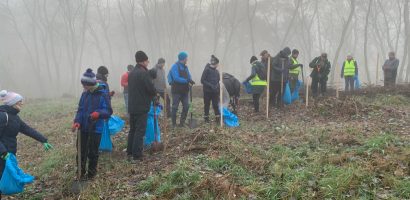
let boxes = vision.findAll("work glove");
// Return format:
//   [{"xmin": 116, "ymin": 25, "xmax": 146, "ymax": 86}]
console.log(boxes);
[
  {"xmin": 43, "ymin": 142, "xmax": 53, "ymax": 151},
  {"xmin": 90, "ymin": 112, "xmax": 100, "ymax": 120},
  {"xmin": 72, "ymin": 123, "xmax": 80, "ymax": 132},
  {"xmin": 109, "ymin": 91, "xmax": 115, "ymax": 97},
  {"xmin": 298, "ymin": 64, "xmax": 304, "ymax": 68},
  {"xmin": 189, "ymin": 80, "xmax": 195, "ymax": 85},
  {"xmin": 1, "ymin": 152, "xmax": 10, "ymax": 160}
]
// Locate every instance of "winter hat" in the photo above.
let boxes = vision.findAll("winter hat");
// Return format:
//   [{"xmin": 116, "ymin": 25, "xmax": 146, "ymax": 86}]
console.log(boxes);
[
  {"xmin": 178, "ymin": 51, "xmax": 188, "ymax": 61},
  {"xmin": 135, "ymin": 51, "xmax": 149, "ymax": 63},
  {"xmin": 0, "ymin": 90, "xmax": 23, "ymax": 106},
  {"xmin": 158, "ymin": 58, "xmax": 166, "ymax": 64},
  {"xmin": 210, "ymin": 55, "xmax": 219, "ymax": 65},
  {"xmin": 250, "ymin": 56, "xmax": 258, "ymax": 64},
  {"xmin": 97, "ymin": 66, "xmax": 109, "ymax": 75},
  {"xmin": 81, "ymin": 68, "xmax": 97, "ymax": 86},
  {"xmin": 127, "ymin": 65, "xmax": 134, "ymax": 71}
]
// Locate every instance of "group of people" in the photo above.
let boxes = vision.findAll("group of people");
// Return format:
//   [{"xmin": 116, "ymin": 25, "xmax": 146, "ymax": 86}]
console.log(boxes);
[{"xmin": 0, "ymin": 48, "xmax": 401, "ymax": 191}]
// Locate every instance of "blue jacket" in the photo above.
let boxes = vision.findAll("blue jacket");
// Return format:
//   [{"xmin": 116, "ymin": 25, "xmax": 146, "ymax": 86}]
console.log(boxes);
[
  {"xmin": 74, "ymin": 84, "xmax": 113, "ymax": 134},
  {"xmin": 169, "ymin": 61, "xmax": 192, "ymax": 84},
  {"xmin": 0, "ymin": 105, "xmax": 48, "ymax": 154}
]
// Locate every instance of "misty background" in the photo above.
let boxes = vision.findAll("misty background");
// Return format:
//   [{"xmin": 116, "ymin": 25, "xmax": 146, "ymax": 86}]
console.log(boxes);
[{"xmin": 0, "ymin": 0, "xmax": 409, "ymax": 98}]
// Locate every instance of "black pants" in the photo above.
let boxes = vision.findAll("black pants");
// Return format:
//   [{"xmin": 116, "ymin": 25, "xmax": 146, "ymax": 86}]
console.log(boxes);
[
  {"xmin": 311, "ymin": 78, "xmax": 327, "ymax": 97},
  {"xmin": 127, "ymin": 113, "xmax": 148, "ymax": 159},
  {"xmin": 203, "ymin": 91, "xmax": 220, "ymax": 120},
  {"xmin": 344, "ymin": 76, "xmax": 355, "ymax": 92},
  {"xmin": 289, "ymin": 74, "xmax": 299, "ymax": 93},
  {"xmin": 77, "ymin": 132, "xmax": 101, "ymax": 177},
  {"xmin": 270, "ymin": 81, "xmax": 285, "ymax": 107},
  {"xmin": 158, "ymin": 92, "xmax": 171, "ymax": 117},
  {"xmin": 230, "ymin": 96, "xmax": 239, "ymax": 114},
  {"xmin": 171, "ymin": 92, "xmax": 189, "ymax": 126},
  {"xmin": 252, "ymin": 93, "xmax": 261, "ymax": 112}
]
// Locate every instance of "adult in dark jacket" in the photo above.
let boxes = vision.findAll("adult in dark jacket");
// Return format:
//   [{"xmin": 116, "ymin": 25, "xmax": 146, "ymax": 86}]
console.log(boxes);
[
  {"xmin": 0, "ymin": 90, "xmax": 52, "ymax": 189},
  {"xmin": 245, "ymin": 56, "xmax": 267, "ymax": 112},
  {"xmin": 168, "ymin": 51, "xmax": 195, "ymax": 127},
  {"xmin": 309, "ymin": 53, "xmax": 331, "ymax": 97},
  {"xmin": 340, "ymin": 54, "xmax": 358, "ymax": 92},
  {"xmin": 269, "ymin": 47, "xmax": 292, "ymax": 107},
  {"xmin": 127, "ymin": 51, "xmax": 156, "ymax": 162},
  {"xmin": 223, "ymin": 73, "xmax": 241, "ymax": 114},
  {"xmin": 72, "ymin": 69, "xmax": 113, "ymax": 179},
  {"xmin": 382, "ymin": 52, "xmax": 400, "ymax": 87},
  {"xmin": 201, "ymin": 55, "xmax": 221, "ymax": 122},
  {"xmin": 96, "ymin": 66, "xmax": 115, "ymax": 97}
]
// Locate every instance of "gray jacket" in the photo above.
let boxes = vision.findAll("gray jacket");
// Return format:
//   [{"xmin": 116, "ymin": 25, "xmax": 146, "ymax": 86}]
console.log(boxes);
[{"xmin": 153, "ymin": 64, "xmax": 167, "ymax": 93}]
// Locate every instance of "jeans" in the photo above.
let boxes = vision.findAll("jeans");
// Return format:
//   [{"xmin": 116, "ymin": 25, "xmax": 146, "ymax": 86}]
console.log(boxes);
[
  {"xmin": 77, "ymin": 132, "xmax": 101, "ymax": 177},
  {"xmin": 171, "ymin": 92, "xmax": 189, "ymax": 126},
  {"xmin": 344, "ymin": 76, "xmax": 355, "ymax": 92},
  {"xmin": 203, "ymin": 91, "xmax": 220, "ymax": 120},
  {"xmin": 127, "ymin": 113, "xmax": 148, "ymax": 159}
]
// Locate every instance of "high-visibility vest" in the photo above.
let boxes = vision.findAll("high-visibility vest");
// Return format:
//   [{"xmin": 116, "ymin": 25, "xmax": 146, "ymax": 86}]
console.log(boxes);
[
  {"xmin": 289, "ymin": 57, "xmax": 301, "ymax": 75},
  {"xmin": 250, "ymin": 74, "xmax": 267, "ymax": 86},
  {"xmin": 343, "ymin": 60, "xmax": 356, "ymax": 77}
]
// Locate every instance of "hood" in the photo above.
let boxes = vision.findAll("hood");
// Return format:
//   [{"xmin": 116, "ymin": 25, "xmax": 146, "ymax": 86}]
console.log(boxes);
[
  {"xmin": 280, "ymin": 47, "xmax": 291, "ymax": 58},
  {"xmin": 0, "ymin": 105, "xmax": 19, "ymax": 115}
]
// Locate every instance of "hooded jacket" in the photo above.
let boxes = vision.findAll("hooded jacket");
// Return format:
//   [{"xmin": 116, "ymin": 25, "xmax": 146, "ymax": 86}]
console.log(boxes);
[
  {"xmin": 201, "ymin": 63, "xmax": 220, "ymax": 93},
  {"xmin": 0, "ymin": 105, "xmax": 47, "ymax": 154},
  {"xmin": 270, "ymin": 47, "xmax": 292, "ymax": 82}
]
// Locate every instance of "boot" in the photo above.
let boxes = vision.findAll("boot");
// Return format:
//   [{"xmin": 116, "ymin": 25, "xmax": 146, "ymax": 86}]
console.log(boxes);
[
  {"xmin": 215, "ymin": 115, "xmax": 221, "ymax": 124},
  {"xmin": 204, "ymin": 116, "xmax": 210, "ymax": 123}
]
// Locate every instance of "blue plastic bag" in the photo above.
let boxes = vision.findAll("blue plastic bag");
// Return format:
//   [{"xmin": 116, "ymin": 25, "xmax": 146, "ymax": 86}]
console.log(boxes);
[
  {"xmin": 243, "ymin": 81, "xmax": 252, "ymax": 94},
  {"xmin": 291, "ymin": 80, "xmax": 302, "ymax": 102},
  {"xmin": 354, "ymin": 75, "xmax": 361, "ymax": 89},
  {"xmin": 144, "ymin": 104, "xmax": 162, "ymax": 147},
  {"xmin": 283, "ymin": 81, "xmax": 292, "ymax": 105},
  {"xmin": 99, "ymin": 121, "xmax": 112, "ymax": 152},
  {"xmin": 223, "ymin": 107, "xmax": 239, "ymax": 127},
  {"xmin": 0, "ymin": 154, "xmax": 34, "ymax": 195},
  {"xmin": 108, "ymin": 115, "xmax": 125, "ymax": 136}
]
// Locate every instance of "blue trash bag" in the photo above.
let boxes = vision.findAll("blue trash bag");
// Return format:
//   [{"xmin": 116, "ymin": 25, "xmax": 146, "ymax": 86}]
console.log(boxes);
[
  {"xmin": 243, "ymin": 81, "xmax": 252, "ymax": 94},
  {"xmin": 223, "ymin": 107, "xmax": 239, "ymax": 127},
  {"xmin": 283, "ymin": 81, "xmax": 292, "ymax": 105},
  {"xmin": 99, "ymin": 121, "xmax": 112, "ymax": 152},
  {"xmin": 108, "ymin": 115, "xmax": 125, "ymax": 136},
  {"xmin": 355, "ymin": 75, "xmax": 361, "ymax": 89},
  {"xmin": 0, "ymin": 153, "xmax": 34, "ymax": 195},
  {"xmin": 291, "ymin": 80, "xmax": 302, "ymax": 103},
  {"xmin": 144, "ymin": 104, "xmax": 162, "ymax": 147}
]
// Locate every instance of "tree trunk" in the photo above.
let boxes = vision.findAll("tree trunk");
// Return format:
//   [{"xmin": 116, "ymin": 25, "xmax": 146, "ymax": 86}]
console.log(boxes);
[{"xmin": 363, "ymin": 0, "xmax": 373, "ymax": 84}]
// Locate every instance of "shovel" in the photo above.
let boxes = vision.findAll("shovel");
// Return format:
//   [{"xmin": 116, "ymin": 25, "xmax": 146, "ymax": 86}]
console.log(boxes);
[
  {"xmin": 188, "ymin": 86, "xmax": 198, "ymax": 129},
  {"xmin": 71, "ymin": 129, "xmax": 88, "ymax": 194},
  {"xmin": 151, "ymin": 103, "xmax": 164, "ymax": 152}
]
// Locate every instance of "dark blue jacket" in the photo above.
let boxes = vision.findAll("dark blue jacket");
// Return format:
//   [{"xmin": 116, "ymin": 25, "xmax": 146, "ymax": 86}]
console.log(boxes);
[
  {"xmin": 0, "ymin": 105, "xmax": 48, "ymax": 154},
  {"xmin": 74, "ymin": 84, "xmax": 113, "ymax": 134},
  {"xmin": 201, "ymin": 63, "xmax": 220, "ymax": 93}
]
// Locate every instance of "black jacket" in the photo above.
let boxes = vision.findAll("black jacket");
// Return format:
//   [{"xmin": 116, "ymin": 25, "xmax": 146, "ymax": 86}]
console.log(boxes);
[
  {"xmin": 223, "ymin": 73, "xmax": 240, "ymax": 97},
  {"xmin": 270, "ymin": 52, "xmax": 292, "ymax": 82},
  {"xmin": 309, "ymin": 56, "xmax": 331, "ymax": 80},
  {"xmin": 128, "ymin": 64, "xmax": 157, "ymax": 114},
  {"xmin": 0, "ymin": 105, "xmax": 47, "ymax": 154},
  {"xmin": 201, "ymin": 63, "xmax": 220, "ymax": 93}
]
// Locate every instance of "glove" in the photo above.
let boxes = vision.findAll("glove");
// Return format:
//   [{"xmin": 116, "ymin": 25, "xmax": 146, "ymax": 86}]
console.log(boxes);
[
  {"xmin": 90, "ymin": 112, "xmax": 100, "ymax": 120},
  {"xmin": 72, "ymin": 123, "xmax": 80, "ymax": 132},
  {"xmin": 189, "ymin": 80, "xmax": 195, "ymax": 85},
  {"xmin": 43, "ymin": 142, "xmax": 53, "ymax": 151},
  {"xmin": 1, "ymin": 152, "xmax": 10, "ymax": 160},
  {"xmin": 109, "ymin": 91, "xmax": 115, "ymax": 97},
  {"xmin": 299, "ymin": 64, "xmax": 303, "ymax": 68}
]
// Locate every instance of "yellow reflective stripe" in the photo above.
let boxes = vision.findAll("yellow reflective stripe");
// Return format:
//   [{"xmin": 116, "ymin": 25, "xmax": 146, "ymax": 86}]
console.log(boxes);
[
  {"xmin": 250, "ymin": 74, "xmax": 267, "ymax": 86},
  {"xmin": 290, "ymin": 57, "xmax": 301, "ymax": 75},
  {"xmin": 343, "ymin": 60, "xmax": 356, "ymax": 76}
]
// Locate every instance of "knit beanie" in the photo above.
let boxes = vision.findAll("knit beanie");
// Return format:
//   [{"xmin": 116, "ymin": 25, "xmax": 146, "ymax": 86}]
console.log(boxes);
[
  {"xmin": 250, "ymin": 56, "xmax": 258, "ymax": 64},
  {"xmin": 210, "ymin": 55, "xmax": 219, "ymax": 65},
  {"xmin": 135, "ymin": 51, "xmax": 149, "ymax": 63},
  {"xmin": 178, "ymin": 51, "xmax": 188, "ymax": 61},
  {"xmin": 0, "ymin": 90, "xmax": 24, "ymax": 106},
  {"xmin": 81, "ymin": 68, "xmax": 97, "ymax": 86}
]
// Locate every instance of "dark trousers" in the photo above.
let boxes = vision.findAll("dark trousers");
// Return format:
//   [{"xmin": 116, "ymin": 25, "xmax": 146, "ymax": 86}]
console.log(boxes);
[
  {"xmin": 171, "ymin": 92, "xmax": 189, "ymax": 126},
  {"xmin": 344, "ymin": 76, "xmax": 355, "ymax": 92},
  {"xmin": 230, "ymin": 96, "xmax": 239, "ymax": 114},
  {"xmin": 384, "ymin": 71, "xmax": 397, "ymax": 87},
  {"xmin": 252, "ymin": 93, "xmax": 261, "ymax": 112},
  {"xmin": 270, "ymin": 81, "xmax": 285, "ymax": 107},
  {"xmin": 127, "ymin": 113, "xmax": 148, "ymax": 159},
  {"xmin": 289, "ymin": 74, "xmax": 299, "ymax": 93},
  {"xmin": 311, "ymin": 78, "xmax": 327, "ymax": 97},
  {"xmin": 77, "ymin": 132, "xmax": 101, "ymax": 177},
  {"xmin": 203, "ymin": 91, "xmax": 220, "ymax": 119},
  {"xmin": 158, "ymin": 92, "xmax": 171, "ymax": 117}
]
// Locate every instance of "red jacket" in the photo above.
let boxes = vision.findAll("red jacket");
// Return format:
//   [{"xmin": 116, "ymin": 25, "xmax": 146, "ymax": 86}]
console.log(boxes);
[{"xmin": 121, "ymin": 72, "xmax": 129, "ymax": 92}]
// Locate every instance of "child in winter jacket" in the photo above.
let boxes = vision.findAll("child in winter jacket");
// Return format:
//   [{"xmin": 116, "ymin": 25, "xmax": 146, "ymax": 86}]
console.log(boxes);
[{"xmin": 72, "ymin": 68, "xmax": 113, "ymax": 180}]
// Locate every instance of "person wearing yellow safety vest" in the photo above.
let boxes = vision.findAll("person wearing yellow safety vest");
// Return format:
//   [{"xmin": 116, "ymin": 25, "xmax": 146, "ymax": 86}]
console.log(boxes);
[
  {"xmin": 289, "ymin": 49, "xmax": 304, "ymax": 93},
  {"xmin": 340, "ymin": 54, "xmax": 358, "ymax": 93},
  {"xmin": 245, "ymin": 56, "xmax": 267, "ymax": 112}
]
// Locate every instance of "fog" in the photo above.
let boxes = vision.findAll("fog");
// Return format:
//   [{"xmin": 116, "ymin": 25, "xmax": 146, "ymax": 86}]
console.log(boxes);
[{"xmin": 0, "ymin": 0, "xmax": 409, "ymax": 98}]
